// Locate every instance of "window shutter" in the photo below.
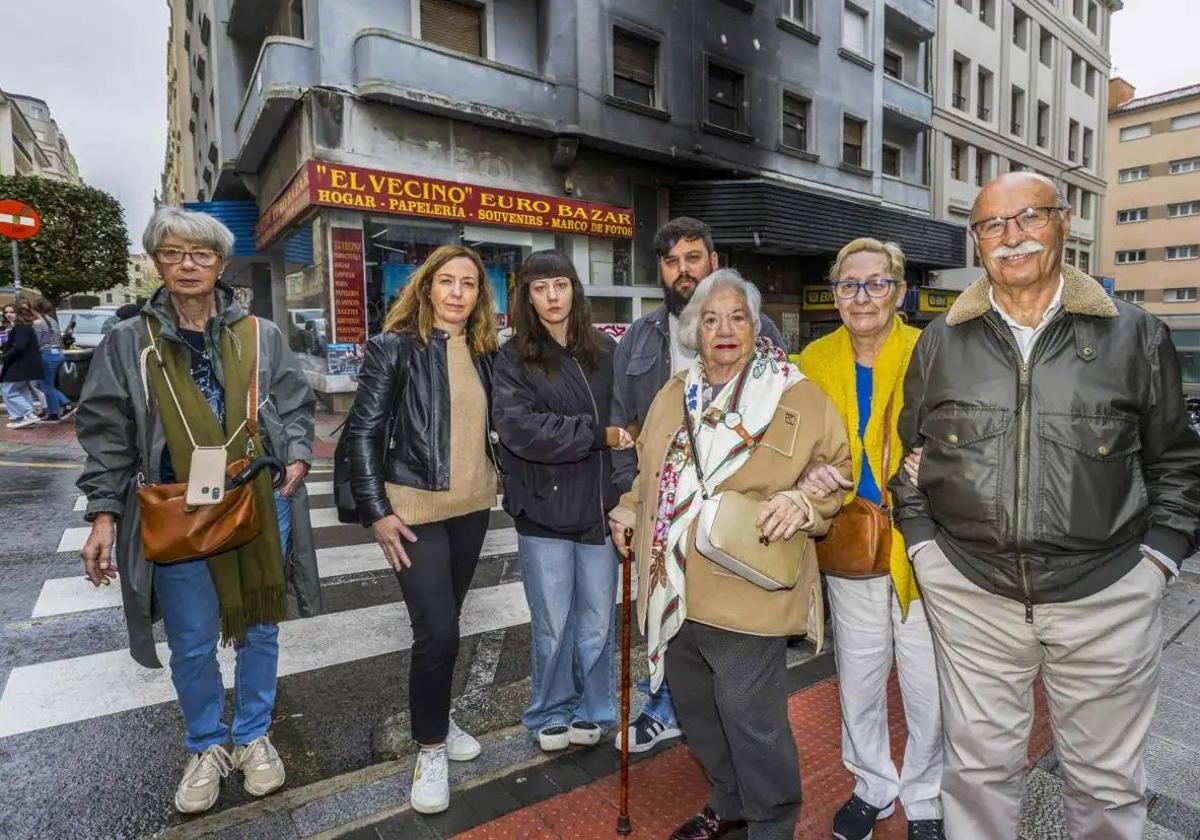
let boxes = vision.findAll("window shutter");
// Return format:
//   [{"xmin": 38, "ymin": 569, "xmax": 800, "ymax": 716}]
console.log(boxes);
[
  {"xmin": 421, "ymin": 0, "xmax": 483, "ymax": 57},
  {"xmin": 613, "ymin": 30, "xmax": 655, "ymax": 86}
]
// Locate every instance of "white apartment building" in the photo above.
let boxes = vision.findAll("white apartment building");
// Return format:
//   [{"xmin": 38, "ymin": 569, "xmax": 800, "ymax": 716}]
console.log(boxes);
[
  {"xmin": 1, "ymin": 93, "xmax": 80, "ymax": 183},
  {"xmin": 929, "ymin": 0, "xmax": 1120, "ymax": 288}
]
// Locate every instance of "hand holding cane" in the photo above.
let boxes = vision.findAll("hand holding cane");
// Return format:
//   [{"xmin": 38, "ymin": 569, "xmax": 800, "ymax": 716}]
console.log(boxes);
[{"xmin": 617, "ymin": 526, "xmax": 634, "ymax": 835}]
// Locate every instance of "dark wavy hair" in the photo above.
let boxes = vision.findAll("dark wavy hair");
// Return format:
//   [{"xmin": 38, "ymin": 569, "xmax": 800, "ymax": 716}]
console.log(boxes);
[{"xmin": 510, "ymin": 250, "xmax": 606, "ymax": 373}]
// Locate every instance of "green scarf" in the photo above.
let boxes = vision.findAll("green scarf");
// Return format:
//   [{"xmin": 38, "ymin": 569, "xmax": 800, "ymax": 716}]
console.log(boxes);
[{"xmin": 145, "ymin": 315, "xmax": 287, "ymax": 644}]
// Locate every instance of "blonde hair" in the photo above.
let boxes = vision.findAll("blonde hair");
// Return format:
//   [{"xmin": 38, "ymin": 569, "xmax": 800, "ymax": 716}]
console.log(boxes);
[
  {"xmin": 382, "ymin": 245, "xmax": 499, "ymax": 355},
  {"xmin": 828, "ymin": 237, "xmax": 907, "ymax": 283}
]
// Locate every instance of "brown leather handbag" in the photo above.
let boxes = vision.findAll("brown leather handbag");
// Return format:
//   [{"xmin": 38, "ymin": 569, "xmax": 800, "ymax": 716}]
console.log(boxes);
[
  {"xmin": 815, "ymin": 393, "xmax": 895, "ymax": 579},
  {"xmin": 136, "ymin": 317, "xmax": 266, "ymax": 565}
]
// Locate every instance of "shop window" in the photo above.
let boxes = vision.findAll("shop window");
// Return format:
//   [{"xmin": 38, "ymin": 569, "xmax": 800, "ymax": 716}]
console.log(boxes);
[
  {"xmin": 589, "ymin": 238, "xmax": 633, "ymax": 287},
  {"xmin": 612, "ymin": 28, "xmax": 658, "ymax": 108},
  {"xmin": 706, "ymin": 61, "xmax": 746, "ymax": 133},
  {"xmin": 365, "ymin": 219, "xmax": 458, "ymax": 336},
  {"xmin": 589, "ymin": 296, "xmax": 634, "ymax": 324},
  {"xmin": 420, "ymin": 0, "xmax": 485, "ymax": 58}
]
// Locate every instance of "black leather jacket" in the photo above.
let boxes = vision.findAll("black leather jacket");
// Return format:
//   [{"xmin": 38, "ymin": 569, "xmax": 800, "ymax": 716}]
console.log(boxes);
[
  {"xmin": 891, "ymin": 266, "xmax": 1200, "ymax": 609},
  {"xmin": 345, "ymin": 329, "xmax": 499, "ymax": 524}
]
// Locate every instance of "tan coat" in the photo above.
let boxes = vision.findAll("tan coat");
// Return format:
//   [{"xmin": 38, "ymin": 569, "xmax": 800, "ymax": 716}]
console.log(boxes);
[{"xmin": 609, "ymin": 373, "xmax": 851, "ymax": 638}]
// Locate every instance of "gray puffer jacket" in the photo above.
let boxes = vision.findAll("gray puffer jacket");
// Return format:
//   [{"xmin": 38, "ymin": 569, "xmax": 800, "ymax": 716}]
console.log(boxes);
[{"xmin": 76, "ymin": 284, "xmax": 321, "ymax": 668}]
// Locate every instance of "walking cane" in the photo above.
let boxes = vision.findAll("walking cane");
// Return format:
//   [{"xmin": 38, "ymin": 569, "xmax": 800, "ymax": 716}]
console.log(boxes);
[{"xmin": 617, "ymin": 527, "xmax": 634, "ymax": 835}]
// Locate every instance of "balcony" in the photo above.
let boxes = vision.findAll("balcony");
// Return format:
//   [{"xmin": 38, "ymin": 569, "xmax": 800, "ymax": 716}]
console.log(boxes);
[
  {"xmin": 234, "ymin": 37, "xmax": 315, "ymax": 173},
  {"xmin": 881, "ymin": 176, "xmax": 931, "ymax": 213},
  {"xmin": 884, "ymin": 0, "xmax": 935, "ymax": 39},
  {"xmin": 884, "ymin": 75, "xmax": 933, "ymax": 130},
  {"xmin": 228, "ymin": 0, "xmax": 281, "ymax": 40},
  {"xmin": 353, "ymin": 29, "xmax": 568, "ymax": 136}
]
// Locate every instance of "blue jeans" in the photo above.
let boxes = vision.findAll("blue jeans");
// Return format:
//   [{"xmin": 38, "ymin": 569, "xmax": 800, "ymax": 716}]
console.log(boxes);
[
  {"xmin": 637, "ymin": 676, "xmax": 679, "ymax": 729},
  {"xmin": 154, "ymin": 492, "xmax": 292, "ymax": 753},
  {"xmin": 1, "ymin": 380, "xmax": 37, "ymax": 420},
  {"xmin": 38, "ymin": 348, "xmax": 70, "ymax": 416},
  {"xmin": 518, "ymin": 535, "xmax": 619, "ymax": 731}
]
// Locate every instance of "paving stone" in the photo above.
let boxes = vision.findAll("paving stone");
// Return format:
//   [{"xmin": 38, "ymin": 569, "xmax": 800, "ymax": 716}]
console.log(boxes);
[
  {"xmin": 1163, "ymin": 643, "xmax": 1200, "ymax": 679},
  {"xmin": 1145, "ymin": 736, "xmax": 1200, "ymax": 805},
  {"xmin": 1152, "ymin": 697, "xmax": 1200, "ymax": 749},
  {"xmin": 1161, "ymin": 664, "xmax": 1200, "ymax": 708},
  {"xmin": 1162, "ymin": 585, "xmax": 1200, "ymax": 623},
  {"xmin": 1017, "ymin": 768, "xmax": 1069, "ymax": 840},
  {"xmin": 1149, "ymin": 792, "xmax": 1200, "ymax": 839}
]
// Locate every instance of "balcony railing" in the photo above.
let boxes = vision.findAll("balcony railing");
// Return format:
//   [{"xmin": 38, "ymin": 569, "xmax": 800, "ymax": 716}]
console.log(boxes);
[
  {"xmin": 977, "ymin": 105, "xmax": 991, "ymax": 121},
  {"xmin": 953, "ymin": 93, "xmax": 967, "ymax": 110}
]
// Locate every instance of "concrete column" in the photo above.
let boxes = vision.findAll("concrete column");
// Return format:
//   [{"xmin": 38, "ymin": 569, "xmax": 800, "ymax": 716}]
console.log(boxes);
[{"xmin": 268, "ymin": 249, "xmax": 289, "ymax": 328}]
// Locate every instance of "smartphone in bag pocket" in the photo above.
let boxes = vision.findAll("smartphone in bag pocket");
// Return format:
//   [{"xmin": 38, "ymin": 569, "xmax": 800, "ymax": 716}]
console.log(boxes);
[{"xmin": 186, "ymin": 447, "xmax": 229, "ymax": 506}]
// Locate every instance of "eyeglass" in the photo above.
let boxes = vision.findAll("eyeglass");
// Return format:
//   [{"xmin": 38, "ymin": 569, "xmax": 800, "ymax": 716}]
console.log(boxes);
[
  {"xmin": 156, "ymin": 247, "xmax": 221, "ymax": 267},
  {"xmin": 971, "ymin": 206, "xmax": 1064, "ymax": 240},
  {"xmin": 832, "ymin": 278, "xmax": 898, "ymax": 299}
]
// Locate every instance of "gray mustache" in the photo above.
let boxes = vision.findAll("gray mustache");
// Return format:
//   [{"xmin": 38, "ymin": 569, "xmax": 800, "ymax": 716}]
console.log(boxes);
[{"xmin": 993, "ymin": 242, "xmax": 1045, "ymax": 258}]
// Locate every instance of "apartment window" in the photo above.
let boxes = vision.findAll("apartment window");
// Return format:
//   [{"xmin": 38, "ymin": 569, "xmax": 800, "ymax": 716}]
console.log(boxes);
[
  {"xmin": 1070, "ymin": 53, "xmax": 1083, "ymax": 87},
  {"xmin": 1119, "ymin": 165, "xmax": 1150, "ymax": 182},
  {"xmin": 1036, "ymin": 101, "xmax": 1049, "ymax": 147},
  {"xmin": 977, "ymin": 67, "xmax": 993, "ymax": 121},
  {"xmin": 1085, "ymin": 66, "xmax": 1098, "ymax": 96},
  {"xmin": 1167, "ymin": 245, "xmax": 1200, "ymax": 261},
  {"xmin": 196, "ymin": 55, "xmax": 206, "ymax": 82},
  {"xmin": 1171, "ymin": 157, "xmax": 1200, "ymax": 174},
  {"xmin": 1065, "ymin": 246, "xmax": 1077, "ymax": 266},
  {"xmin": 954, "ymin": 0, "xmax": 971, "ymax": 9},
  {"xmin": 1039, "ymin": 27, "xmax": 1053, "ymax": 66},
  {"xmin": 842, "ymin": 116, "xmax": 867, "ymax": 167},
  {"xmin": 975, "ymin": 150, "xmax": 992, "ymax": 186},
  {"xmin": 1171, "ymin": 112, "xmax": 1200, "ymax": 131},
  {"xmin": 952, "ymin": 55, "xmax": 969, "ymax": 111},
  {"xmin": 842, "ymin": 4, "xmax": 869, "ymax": 58},
  {"xmin": 782, "ymin": 0, "xmax": 810, "ymax": 26},
  {"xmin": 1012, "ymin": 8, "xmax": 1029, "ymax": 48},
  {"xmin": 1120, "ymin": 123, "xmax": 1152, "ymax": 141},
  {"xmin": 289, "ymin": 0, "xmax": 305, "ymax": 39},
  {"xmin": 881, "ymin": 143, "xmax": 902, "ymax": 177},
  {"xmin": 1079, "ymin": 251, "xmax": 1090, "ymax": 273},
  {"xmin": 706, "ymin": 62, "xmax": 745, "ymax": 133},
  {"xmin": 1116, "ymin": 250, "xmax": 1147, "ymax": 264},
  {"xmin": 1010, "ymin": 86, "xmax": 1025, "ymax": 136},
  {"xmin": 883, "ymin": 50, "xmax": 902, "ymax": 80},
  {"xmin": 1117, "ymin": 208, "xmax": 1148, "ymax": 224},
  {"xmin": 1087, "ymin": 1, "xmax": 1099, "ymax": 33},
  {"xmin": 420, "ymin": 0, "xmax": 485, "ymax": 57},
  {"xmin": 612, "ymin": 29, "xmax": 658, "ymax": 107},
  {"xmin": 1068, "ymin": 120, "xmax": 1080, "ymax": 161},
  {"xmin": 950, "ymin": 140, "xmax": 967, "ymax": 181},
  {"xmin": 1164, "ymin": 287, "xmax": 1199, "ymax": 302},
  {"xmin": 1079, "ymin": 189, "xmax": 1092, "ymax": 220},
  {"xmin": 1168, "ymin": 201, "xmax": 1200, "ymax": 218},
  {"xmin": 781, "ymin": 92, "xmax": 811, "ymax": 150},
  {"xmin": 105, "ymin": 293, "xmax": 114, "ymax": 304},
  {"xmin": 978, "ymin": 0, "xmax": 995, "ymax": 27},
  {"xmin": 1117, "ymin": 289, "xmax": 1146, "ymax": 304},
  {"xmin": 1082, "ymin": 128, "xmax": 1094, "ymax": 167},
  {"xmin": 1072, "ymin": 0, "xmax": 1084, "ymax": 18}
]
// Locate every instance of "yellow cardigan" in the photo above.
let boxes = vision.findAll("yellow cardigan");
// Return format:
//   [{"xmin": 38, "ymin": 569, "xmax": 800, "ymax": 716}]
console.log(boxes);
[{"xmin": 798, "ymin": 318, "xmax": 922, "ymax": 617}]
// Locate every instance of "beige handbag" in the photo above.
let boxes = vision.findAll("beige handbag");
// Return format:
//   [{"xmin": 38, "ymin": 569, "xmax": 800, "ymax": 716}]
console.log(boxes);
[{"xmin": 683, "ymin": 392, "xmax": 805, "ymax": 591}]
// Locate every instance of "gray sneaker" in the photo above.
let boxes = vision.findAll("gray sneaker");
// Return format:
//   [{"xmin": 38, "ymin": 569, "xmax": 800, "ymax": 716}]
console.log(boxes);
[
  {"xmin": 233, "ymin": 735, "xmax": 286, "ymax": 797},
  {"xmin": 174, "ymin": 744, "xmax": 233, "ymax": 814}
]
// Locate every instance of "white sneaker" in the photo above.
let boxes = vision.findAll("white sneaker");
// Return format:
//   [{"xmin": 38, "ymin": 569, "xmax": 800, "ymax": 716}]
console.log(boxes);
[
  {"xmin": 174, "ymin": 744, "xmax": 233, "ymax": 814},
  {"xmin": 410, "ymin": 745, "xmax": 450, "ymax": 815},
  {"xmin": 538, "ymin": 724, "xmax": 571, "ymax": 752},
  {"xmin": 569, "ymin": 721, "xmax": 602, "ymax": 747},
  {"xmin": 233, "ymin": 734, "xmax": 286, "ymax": 797},
  {"xmin": 5, "ymin": 415, "xmax": 38, "ymax": 430},
  {"xmin": 445, "ymin": 718, "xmax": 481, "ymax": 762}
]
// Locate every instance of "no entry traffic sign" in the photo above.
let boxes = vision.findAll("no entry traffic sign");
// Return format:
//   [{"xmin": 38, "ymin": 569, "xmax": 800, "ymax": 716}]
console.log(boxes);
[{"xmin": 0, "ymin": 199, "xmax": 42, "ymax": 240}]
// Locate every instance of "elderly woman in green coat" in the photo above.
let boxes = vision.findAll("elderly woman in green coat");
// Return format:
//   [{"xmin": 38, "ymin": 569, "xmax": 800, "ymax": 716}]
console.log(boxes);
[{"xmin": 75, "ymin": 207, "xmax": 320, "ymax": 816}]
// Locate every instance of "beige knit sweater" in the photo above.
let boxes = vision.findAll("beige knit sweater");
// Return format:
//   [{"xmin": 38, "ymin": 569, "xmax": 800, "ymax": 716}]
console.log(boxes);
[{"xmin": 385, "ymin": 334, "xmax": 497, "ymax": 525}]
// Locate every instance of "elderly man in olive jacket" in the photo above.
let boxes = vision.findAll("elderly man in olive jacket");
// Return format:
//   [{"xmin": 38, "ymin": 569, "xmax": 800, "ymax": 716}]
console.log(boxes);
[{"xmin": 890, "ymin": 172, "xmax": 1200, "ymax": 840}]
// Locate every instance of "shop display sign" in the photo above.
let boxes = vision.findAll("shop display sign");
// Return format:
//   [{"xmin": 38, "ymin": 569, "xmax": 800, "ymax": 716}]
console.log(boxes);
[
  {"xmin": 918, "ymin": 289, "xmax": 960, "ymax": 313},
  {"xmin": 328, "ymin": 226, "xmax": 368, "ymax": 344},
  {"xmin": 802, "ymin": 286, "xmax": 838, "ymax": 311},
  {"xmin": 256, "ymin": 159, "xmax": 636, "ymax": 249}
]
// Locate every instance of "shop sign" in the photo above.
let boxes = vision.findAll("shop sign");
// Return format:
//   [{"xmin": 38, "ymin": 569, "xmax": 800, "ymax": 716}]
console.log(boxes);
[
  {"xmin": 918, "ymin": 289, "xmax": 960, "ymax": 313},
  {"xmin": 802, "ymin": 286, "xmax": 837, "ymax": 311},
  {"xmin": 257, "ymin": 159, "xmax": 636, "ymax": 249},
  {"xmin": 328, "ymin": 226, "xmax": 368, "ymax": 344}
]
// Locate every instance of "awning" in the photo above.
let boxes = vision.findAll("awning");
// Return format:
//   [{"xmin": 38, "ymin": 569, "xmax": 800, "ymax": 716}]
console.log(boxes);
[{"xmin": 183, "ymin": 200, "xmax": 313, "ymax": 265}]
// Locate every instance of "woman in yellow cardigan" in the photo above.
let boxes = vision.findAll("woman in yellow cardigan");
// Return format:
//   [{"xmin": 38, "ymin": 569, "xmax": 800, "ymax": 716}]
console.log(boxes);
[{"xmin": 798, "ymin": 238, "xmax": 944, "ymax": 840}]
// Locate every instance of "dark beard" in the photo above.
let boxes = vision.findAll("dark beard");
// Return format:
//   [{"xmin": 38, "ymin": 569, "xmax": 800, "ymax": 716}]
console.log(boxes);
[{"xmin": 664, "ymin": 279, "xmax": 692, "ymax": 316}]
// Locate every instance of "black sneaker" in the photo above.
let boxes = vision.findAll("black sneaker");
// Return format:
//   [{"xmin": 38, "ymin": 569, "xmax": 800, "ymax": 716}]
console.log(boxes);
[
  {"xmin": 612, "ymin": 710, "xmax": 682, "ymax": 753},
  {"xmin": 59, "ymin": 403, "xmax": 78, "ymax": 419},
  {"xmin": 832, "ymin": 794, "xmax": 895, "ymax": 840},
  {"xmin": 668, "ymin": 805, "xmax": 746, "ymax": 840},
  {"xmin": 907, "ymin": 819, "xmax": 945, "ymax": 840}
]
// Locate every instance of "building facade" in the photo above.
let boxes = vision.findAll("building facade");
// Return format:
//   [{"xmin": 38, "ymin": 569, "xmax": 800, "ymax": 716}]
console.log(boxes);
[
  {"xmin": 0, "ymin": 90, "xmax": 81, "ymax": 182},
  {"xmin": 166, "ymin": 0, "xmax": 965, "ymax": 405},
  {"xmin": 928, "ymin": 0, "xmax": 1119, "ymax": 289}
]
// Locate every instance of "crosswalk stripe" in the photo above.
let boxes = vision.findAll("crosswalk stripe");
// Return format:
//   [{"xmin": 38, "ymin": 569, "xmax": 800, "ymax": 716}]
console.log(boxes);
[
  {"xmin": 73, "ymin": 480, "xmax": 338, "ymax": 511},
  {"xmin": 0, "ymin": 581, "xmax": 532, "ymax": 738},
  {"xmin": 32, "ymin": 528, "xmax": 520, "ymax": 618}
]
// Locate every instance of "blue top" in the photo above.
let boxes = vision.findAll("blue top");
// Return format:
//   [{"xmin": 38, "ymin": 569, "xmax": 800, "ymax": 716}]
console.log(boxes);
[
  {"xmin": 855, "ymin": 362, "xmax": 882, "ymax": 505},
  {"xmin": 160, "ymin": 329, "xmax": 226, "ymax": 483}
]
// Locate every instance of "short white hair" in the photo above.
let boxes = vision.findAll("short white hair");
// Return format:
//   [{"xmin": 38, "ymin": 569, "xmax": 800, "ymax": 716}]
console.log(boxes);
[
  {"xmin": 677, "ymin": 268, "xmax": 763, "ymax": 352},
  {"xmin": 142, "ymin": 206, "xmax": 235, "ymax": 259}
]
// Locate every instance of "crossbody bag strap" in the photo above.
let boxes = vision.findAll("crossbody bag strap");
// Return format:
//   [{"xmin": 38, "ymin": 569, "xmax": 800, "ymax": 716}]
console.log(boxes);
[
  {"xmin": 246, "ymin": 316, "xmax": 260, "ymax": 439},
  {"xmin": 880, "ymin": 386, "xmax": 897, "ymax": 512},
  {"xmin": 144, "ymin": 316, "xmax": 201, "ymax": 451},
  {"xmin": 681, "ymin": 387, "xmax": 709, "ymax": 500}
]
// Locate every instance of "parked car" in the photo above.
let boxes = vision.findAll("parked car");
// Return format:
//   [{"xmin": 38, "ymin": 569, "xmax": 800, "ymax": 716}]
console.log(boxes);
[
  {"xmin": 287, "ymin": 308, "xmax": 324, "ymax": 351},
  {"xmin": 302, "ymin": 318, "xmax": 327, "ymax": 356},
  {"xmin": 58, "ymin": 309, "xmax": 119, "ymax": 349}
]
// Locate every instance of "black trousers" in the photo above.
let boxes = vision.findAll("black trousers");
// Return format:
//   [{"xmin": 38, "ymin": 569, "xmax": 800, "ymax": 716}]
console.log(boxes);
[
  {"xmin": 394, "ymin": 508, "xmax": 490, "ymax": 744},
  {"xmin": 665, "ymin": 620, "xmax": 801, "ymax": 840}
]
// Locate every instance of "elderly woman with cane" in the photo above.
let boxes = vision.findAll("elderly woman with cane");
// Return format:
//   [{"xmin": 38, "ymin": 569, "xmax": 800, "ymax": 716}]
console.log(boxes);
[
  {"xmin": 75, "ymin": 206, "xmax": 318, "ymax": 815},
  {"xmin": 608, "ymin": 268, "xmax": 851, "ymax": 839}
]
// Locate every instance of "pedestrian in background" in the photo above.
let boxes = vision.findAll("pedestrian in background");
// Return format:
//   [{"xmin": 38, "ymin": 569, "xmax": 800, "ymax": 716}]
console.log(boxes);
[
  {"xmin": 609, "ymin": 269, "xmax": 850, "ymax": 840},
  {"xmin": 492, "ymin": 250, "xmax": 633, "ymax": 754},
  {"xmin": 609, "ymin": 216, "xmax": 787, "ymax": 754},
  {"xmin": 892, "ymin": 172, "xmax": 1200, "ymax": 839},
  {"xmin": 76, "ymin": 206, "xmax": 318, "ymax": 816},
  {"xmin": 1, "ymin": 303, "xmax": 15, "ymax": 347},
  {"xmin": 344, "ymin": 244, "xmax": 501, "ymax": 816},
  {"xmin": 798, "ymin": 238, "xmax": 943, "ymax": 840},
  {"xmin": 31, "ymin": 298, "xmax": 75, "ymax": 421},
  {"xmin": 1, "ymin": 300, "xmax": 44, "ymax": 429}
]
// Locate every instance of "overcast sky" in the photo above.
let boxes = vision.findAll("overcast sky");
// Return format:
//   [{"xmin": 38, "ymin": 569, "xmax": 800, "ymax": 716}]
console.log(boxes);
[{"xmin": 0, "ymin": 1, "xmax": 1196, "ymax": 255}]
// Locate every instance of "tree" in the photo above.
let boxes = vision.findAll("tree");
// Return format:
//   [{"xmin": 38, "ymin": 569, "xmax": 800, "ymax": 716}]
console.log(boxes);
[{"xmin": 0, "ymin": 175, "xmax": 129, "ymax": 305}]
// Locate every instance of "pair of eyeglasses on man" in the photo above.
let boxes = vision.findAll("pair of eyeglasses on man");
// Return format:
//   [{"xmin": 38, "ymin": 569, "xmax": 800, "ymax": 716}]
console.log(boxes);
[
  {"xmin": 971, "ymin": 205, "xmax": 1065, "ymax": 240},
  {"xmin": 832, "ymin": 278, "xmax": 898, "ymax": 299},
  {"xmin": 155, "ymin": 247, "xmax": 221, "ymax": 267}
]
